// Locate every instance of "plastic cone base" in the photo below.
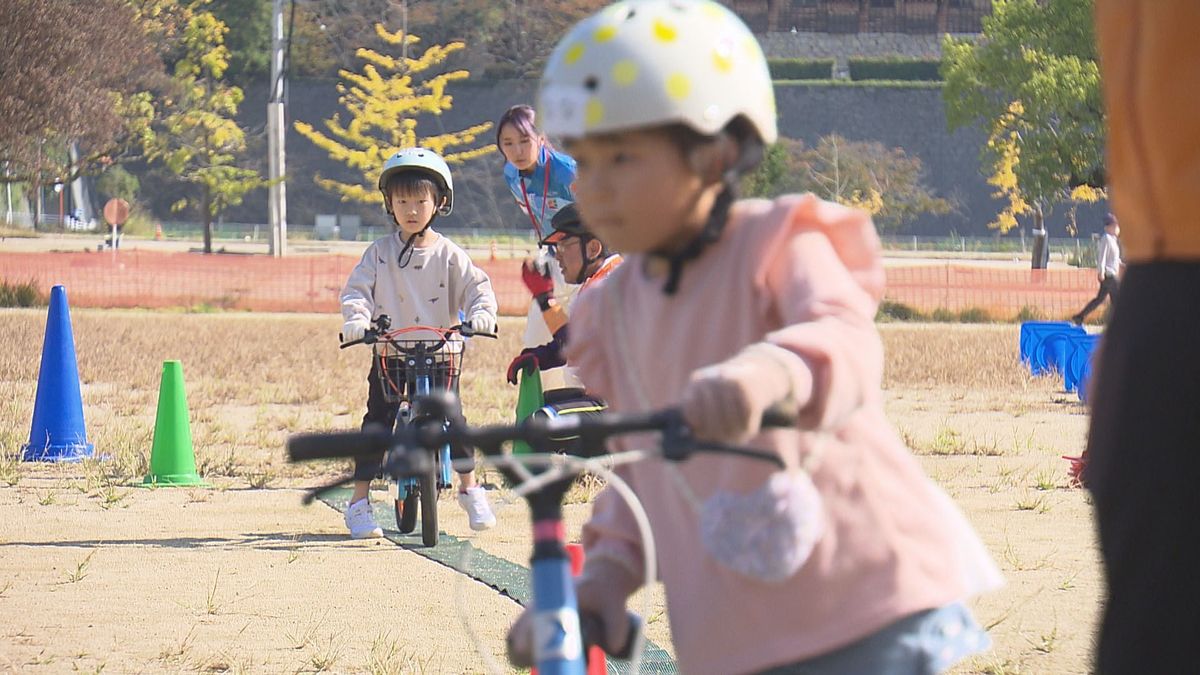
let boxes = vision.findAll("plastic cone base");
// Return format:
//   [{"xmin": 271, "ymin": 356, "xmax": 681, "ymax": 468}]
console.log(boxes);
[
  {"xmin": 142, "ymin": 472, "xmax": 206, "ymax": 487},
  {"xmin": 21, "ymin": 441, "xmax": 94, "ymax": 463}
]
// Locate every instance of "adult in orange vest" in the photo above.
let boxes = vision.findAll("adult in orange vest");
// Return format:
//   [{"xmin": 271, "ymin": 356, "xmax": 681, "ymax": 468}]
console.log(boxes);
[{"xmin": 507, "ymin": 204, "xmax": 622, "ymax": 387}]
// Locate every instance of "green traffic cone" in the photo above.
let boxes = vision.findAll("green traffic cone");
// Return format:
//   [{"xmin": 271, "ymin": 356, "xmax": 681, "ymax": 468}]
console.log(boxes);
[
  {"xmin": 142, "ymin": 360, "xmax": 206, "ymax": 486},
  {"xmin": 512, "ymin": 366, "xmax": 544, "ymax": 456}
]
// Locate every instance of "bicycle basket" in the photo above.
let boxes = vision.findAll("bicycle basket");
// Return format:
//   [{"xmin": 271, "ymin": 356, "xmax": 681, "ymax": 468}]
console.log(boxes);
[{"xmin": 374, "ymin": 338, "xmax": 465, "ymax": 403}]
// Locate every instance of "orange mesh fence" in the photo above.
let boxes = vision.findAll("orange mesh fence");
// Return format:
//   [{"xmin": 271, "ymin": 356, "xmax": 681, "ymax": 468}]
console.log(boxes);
[
  {"xmin": 884, "ymin": 265, "xmax": 1098, "ymax": 318},
  {"xmin": 0, "ymin": 250, "xmax": 527, "ymax": 315},
  {"xmin": 1, "ymin": 251, "xmax": 1099, "ymax": 319}
]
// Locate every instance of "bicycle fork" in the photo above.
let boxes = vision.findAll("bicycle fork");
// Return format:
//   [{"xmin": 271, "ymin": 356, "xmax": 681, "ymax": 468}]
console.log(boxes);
[
  {"xmin": 530, "ymin": 515, "xmax": 588, "ymax": 675},
  {"xmin": 394, "ymin": 377, "xmax": 454, "ymax": 501}
]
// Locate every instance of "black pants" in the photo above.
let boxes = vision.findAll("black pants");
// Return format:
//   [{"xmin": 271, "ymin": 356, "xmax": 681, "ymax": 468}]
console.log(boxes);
[
  {"xmin": 1085, "ymin": 262, "xmax": 1200, "ymax": 674},
  {"xmin": 354, "ymin": 359, "xmax": 473, "ymax": 481},
  {"xmin": 1074, "ymin": 274, "xmax": 1120, "ymax": 323}
]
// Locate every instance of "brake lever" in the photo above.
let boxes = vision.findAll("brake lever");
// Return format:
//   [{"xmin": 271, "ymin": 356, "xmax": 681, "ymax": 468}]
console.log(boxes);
[
  {"xmin": 302, "ymin": 474, "xmax": 354, "ymax": 505},
  {"xmin": 686, "ymin": 442, "xmax": 785, "ymax": 469}
]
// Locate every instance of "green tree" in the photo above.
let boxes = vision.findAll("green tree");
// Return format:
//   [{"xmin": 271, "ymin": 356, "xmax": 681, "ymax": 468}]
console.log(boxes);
[
  {"xmin": 942, "ymin": 0, "xmax": 1104, "ymax": 234},
  {"xmin": 96, "ymin": 166, "xmax": 141, "ymax": 204},
  {"xmin": 147, "ymin": 8, "xmax": 265, "ymax": 253},
  {"xmin": 287, "ymin": 4, "xmax": 338, "ymax": 78},
  {"xmin": 742, "ymin": 135, "xmax": 952, "ymax": 232},
  {"xmin": 206, "ymin": 0, "xmax": 271, "ymax": 86},
  {"xmin": 294, "ymin": 25, "xmax": 494, "ymax": 206}
]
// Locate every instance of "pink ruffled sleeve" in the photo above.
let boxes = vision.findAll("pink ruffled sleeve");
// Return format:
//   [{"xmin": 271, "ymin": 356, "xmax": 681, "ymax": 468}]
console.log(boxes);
[{"xmin": 750, "ymin": 195, "xmax": 887, "ymax": 430}]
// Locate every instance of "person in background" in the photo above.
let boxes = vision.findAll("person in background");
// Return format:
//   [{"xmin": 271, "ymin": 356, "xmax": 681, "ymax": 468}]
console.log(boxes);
[
  {"xmin": 1070, "ymin": 212, "xmax": 1122, "ymax": 325},
  {"xmin": 506, "ymin": 203, "xmax": 622, "ymax": 396},
  {"xmin": 339, "ymin": 148, "xmax": 499, "ymax": 538},
  {"xmin": 496, "ymin": 104, "xmax": 582, "ymax": 391}
]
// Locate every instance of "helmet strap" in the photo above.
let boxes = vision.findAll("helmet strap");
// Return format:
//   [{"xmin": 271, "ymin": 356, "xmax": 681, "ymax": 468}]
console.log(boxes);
[
  {"xmin": 651, "ymin": 183, "xmax": 734, "ymax": 294},
  {"xmin": 649, "ymin": 130, "xmax": 763, "ymax": 294},
  {"xmin": 396, "ymin": 216, "xmax": 436, "ymax": 269},
  {"xmin": 575, "ymin": 235, "xmax": 605, "ymax": 284}
]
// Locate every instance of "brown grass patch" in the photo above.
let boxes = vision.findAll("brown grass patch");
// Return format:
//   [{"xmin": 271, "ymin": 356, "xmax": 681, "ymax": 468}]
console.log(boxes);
[
  {"xmin": 0, "ymin": 309, "xmax": 526, "ymax": 482},
  {"xmin": 882, "ymin": 323, "xmax": 1039, "ymax": 390}
]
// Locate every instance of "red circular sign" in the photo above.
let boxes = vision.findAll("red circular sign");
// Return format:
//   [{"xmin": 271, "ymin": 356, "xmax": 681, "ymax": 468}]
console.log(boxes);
[{"xmin": 103, "ymin": 198, "xmax": 130, "ymax": 226}]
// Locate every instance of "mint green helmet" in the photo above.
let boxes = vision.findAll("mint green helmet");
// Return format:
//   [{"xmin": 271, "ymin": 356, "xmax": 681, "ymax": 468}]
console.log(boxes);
[{"xmin": 378, "ymin": 147, "xmax": 454, "ymax": 216}]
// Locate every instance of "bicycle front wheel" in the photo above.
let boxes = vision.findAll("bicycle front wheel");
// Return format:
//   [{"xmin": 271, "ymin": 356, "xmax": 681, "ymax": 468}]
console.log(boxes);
[
  {"xmin": 395, "ymin": 491, "xmax": 418, "ymax": 534},
  {"xmin": 419, "ymin": 465, "xmax": 438, "ymax": 547}
]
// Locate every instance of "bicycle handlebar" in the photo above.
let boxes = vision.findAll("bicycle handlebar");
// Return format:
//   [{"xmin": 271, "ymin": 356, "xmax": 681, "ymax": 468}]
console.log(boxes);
[
  {"xmin": 339, "ymin": 315, "xmax": 498, "ymax": 350},
  {"xmin": 287, "ymin": 392, "xmax": 796, "ymax": 469}
]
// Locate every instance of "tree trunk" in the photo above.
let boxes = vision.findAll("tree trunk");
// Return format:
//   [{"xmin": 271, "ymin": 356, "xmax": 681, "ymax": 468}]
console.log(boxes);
[
  {"xmin": 936, "ymin": 0, "xmax": 949, "ymax": 34},
  {"xmin": 1031, "ymin": 202, "xmax": 1049, "ymax": 269},
  {"xmin": 31, "ymin": 139, "xmax": 43, "ymax": 231},
  {"xmin": 202, "ymin": 183, "xmax": 213, "ymax": 254},
  {"xmin": 31, "ymin": 178, "xmax": 42, "ymax": 232},
  {"xmin": 858, "ymin": 0, "xmax": 871, "ymax": 33},
  {"xmin": 766, "ymin": 0, "xmax": 780, "ymax": 32}
]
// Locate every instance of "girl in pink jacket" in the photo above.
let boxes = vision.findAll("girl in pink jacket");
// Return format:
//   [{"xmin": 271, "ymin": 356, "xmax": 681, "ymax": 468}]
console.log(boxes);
[{"xmin": 508, "ymin": 2, "xmax": 1003, "ymax": 674}]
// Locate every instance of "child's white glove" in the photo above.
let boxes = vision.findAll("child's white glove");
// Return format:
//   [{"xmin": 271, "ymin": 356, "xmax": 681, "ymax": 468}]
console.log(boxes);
[
  {"xmin": 681, "ymin": 344, "xmax": 810, "ymax": 444},
  {"xmin": 341, "ymin": 318, "xmax": 369, "ymax": 342},
  {"xmin": 468, "ymin": 312, "xmax": 496, "ymax": 335}
]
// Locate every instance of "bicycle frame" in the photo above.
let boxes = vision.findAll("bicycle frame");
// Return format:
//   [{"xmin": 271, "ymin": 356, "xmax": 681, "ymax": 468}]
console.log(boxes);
[{"xmin": 393, "ymin": 351, "xmax": 455, "ymax": 498}]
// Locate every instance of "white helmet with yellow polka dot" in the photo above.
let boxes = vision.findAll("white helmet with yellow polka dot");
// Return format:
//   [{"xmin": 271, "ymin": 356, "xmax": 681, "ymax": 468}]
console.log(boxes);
[{"xmin": 538, "ymin": 0, "xmax": 777, "ymax": 146}]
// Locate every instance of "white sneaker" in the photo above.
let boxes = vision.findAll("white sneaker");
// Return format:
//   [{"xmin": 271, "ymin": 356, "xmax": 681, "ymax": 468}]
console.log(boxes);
[
  {"xmin": 457, "ymin": 487, "xmax": 497, "ymax": 531},
  {"xmin": 344, "ymin": 498, "xmax": 383, "ymax": 539}
]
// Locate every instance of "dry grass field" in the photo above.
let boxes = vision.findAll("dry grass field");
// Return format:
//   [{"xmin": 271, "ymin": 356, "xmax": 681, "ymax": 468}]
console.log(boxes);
[{"xmin": 0, "ymin": 309, "xmax": 1100, "ymax": 673}]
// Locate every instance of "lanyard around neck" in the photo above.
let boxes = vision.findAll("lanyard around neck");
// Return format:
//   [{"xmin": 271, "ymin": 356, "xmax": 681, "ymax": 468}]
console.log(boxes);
[{"xmin": 519, "ymin": 150, "xmax": 552, "ymax": 241}]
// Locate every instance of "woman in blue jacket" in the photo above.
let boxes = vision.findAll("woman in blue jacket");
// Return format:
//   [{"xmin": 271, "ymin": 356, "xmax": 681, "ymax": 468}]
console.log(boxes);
[
  {"xmin": 498, "ymin": 104, "xmax": 577, "ymax": 239},
  {"xmin": 496, "ymin": 105, "xmax": 582, "ymax": 385}
]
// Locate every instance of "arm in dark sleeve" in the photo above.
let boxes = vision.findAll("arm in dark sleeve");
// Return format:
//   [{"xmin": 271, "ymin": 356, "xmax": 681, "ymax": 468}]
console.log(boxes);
[{"xmin": 526, "ymin": 324, "xmax": 569, "ymax": 371}]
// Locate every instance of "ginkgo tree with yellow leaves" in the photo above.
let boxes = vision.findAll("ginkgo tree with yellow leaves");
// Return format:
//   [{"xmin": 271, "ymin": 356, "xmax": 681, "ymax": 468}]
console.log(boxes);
[{"xmin": 295, "ymin": 24, "xmax": 494, "ymax": 208}]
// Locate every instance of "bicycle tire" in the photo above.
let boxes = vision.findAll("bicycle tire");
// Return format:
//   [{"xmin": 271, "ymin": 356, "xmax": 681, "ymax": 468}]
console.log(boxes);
[
  {"xmin": 419, "ymin": 465, "xmax": 438, "ymax": 547},
  {"xmin": 395, "ymin": 492, "xmax": 418, "ymax": 534}
]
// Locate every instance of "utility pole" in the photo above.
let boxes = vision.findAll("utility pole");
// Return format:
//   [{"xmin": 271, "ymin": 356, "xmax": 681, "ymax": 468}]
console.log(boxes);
[{"xmin": 267, "ymin": 0, "xmax": 288, "ymax": 256}]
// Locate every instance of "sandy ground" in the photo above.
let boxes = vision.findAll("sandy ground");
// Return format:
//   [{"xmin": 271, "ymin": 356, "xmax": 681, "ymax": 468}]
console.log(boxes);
[{"xmin": 0, "ymin": 380, "xmax": 1101, "ymax": 674}]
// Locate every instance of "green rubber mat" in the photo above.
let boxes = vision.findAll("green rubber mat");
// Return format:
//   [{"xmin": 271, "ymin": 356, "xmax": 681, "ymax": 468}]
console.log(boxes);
[{"xmin": 320, "ymin": 488, "xmax": 678, "ymax": 673}]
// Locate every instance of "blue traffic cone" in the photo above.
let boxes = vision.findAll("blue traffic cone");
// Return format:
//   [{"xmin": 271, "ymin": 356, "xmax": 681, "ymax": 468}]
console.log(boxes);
[{"xmin": 21, "ymin": 285, "xmax": 95, "ymax": 462}]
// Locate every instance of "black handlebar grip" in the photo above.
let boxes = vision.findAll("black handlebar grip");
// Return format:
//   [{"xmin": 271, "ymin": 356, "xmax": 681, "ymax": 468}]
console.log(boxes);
[
  {"xmin": 761, "ymin": 402, "xmax": 799, "ymax": 429},
  {"xmin": 580, "ymin": 611, "xmax": 643, "ymax": 661},
  {"xmin": 287, "ymin": 430, "xmax": 390, "ymax": 461}
]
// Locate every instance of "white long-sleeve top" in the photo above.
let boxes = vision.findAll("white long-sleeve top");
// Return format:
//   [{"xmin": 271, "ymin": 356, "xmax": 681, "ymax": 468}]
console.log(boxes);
[
  {"xmin": 341, "ymin": 231, "xmax": 497, "ymax": 329},
  {"xmin": 1097, "ymin": 232, "xmax": 1122, "ymax": 278}
]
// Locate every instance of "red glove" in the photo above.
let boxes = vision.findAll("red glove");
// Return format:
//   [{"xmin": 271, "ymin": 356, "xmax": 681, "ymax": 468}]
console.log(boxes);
[
  {"xmin": 521, "ymin": 260, "xmax": 554, "ymax": 299},
  {"xmin": 506, "ymin": 350, "xmax": 539, "ymax": 385}
]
